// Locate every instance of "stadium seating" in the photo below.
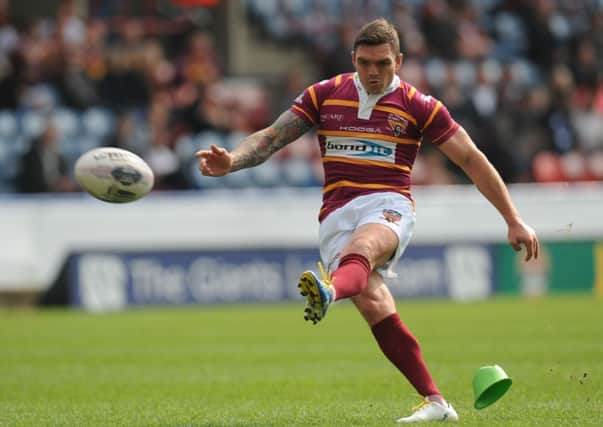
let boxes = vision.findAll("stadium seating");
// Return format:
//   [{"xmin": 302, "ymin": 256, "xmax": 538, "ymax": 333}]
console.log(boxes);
[
  {"xmin": 2, "ymin": 1, "xmax": 601, "ymax": 193},
  {"xmin": 0, "ymin": 105, "xmax": 324, "ymax": 193}
]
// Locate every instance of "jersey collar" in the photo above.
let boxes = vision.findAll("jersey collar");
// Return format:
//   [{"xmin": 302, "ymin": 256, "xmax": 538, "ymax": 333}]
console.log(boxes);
[{"xmin": 353, "ymin": 73, "xmax": 400, "ymax": 119}]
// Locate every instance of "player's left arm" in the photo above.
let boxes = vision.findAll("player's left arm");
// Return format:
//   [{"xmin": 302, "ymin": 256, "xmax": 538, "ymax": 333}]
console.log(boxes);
[{"xmin": 438, "ymin": 127, "xmax": 540, "ymax": 261}]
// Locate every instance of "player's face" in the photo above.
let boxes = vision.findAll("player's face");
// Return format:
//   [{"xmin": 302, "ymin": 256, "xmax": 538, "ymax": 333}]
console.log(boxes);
[{"xmin": 352, "ymin": 43, "xmax": 402, "ymax": 95}]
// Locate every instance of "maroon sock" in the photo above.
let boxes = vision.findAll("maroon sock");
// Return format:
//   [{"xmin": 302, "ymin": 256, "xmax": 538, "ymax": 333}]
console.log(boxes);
[
  {"xmin": 331, "ymin": 254, "xmax": 371, "ymax": 301},
  {"xmin": 371, "ymin": 313, "xmax": 440, "ymax": 397}
]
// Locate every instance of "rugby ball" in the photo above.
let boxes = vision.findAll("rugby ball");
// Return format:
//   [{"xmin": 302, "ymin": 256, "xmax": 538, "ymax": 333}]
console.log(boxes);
[{"xmin": 75, "ymin": 147, "xmax": 154, "ymax": 203}]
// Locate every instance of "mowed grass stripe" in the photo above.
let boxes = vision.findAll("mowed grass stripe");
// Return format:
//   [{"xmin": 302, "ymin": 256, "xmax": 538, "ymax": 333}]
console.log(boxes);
[{"xmin": 0, "ymin": 296, "xmax": 601, "ymax": 426}]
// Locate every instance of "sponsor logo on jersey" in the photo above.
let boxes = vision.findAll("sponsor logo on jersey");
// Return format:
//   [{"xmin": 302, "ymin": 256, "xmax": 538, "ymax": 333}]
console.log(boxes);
[
  {"xmin": 321, "ymin": 113, "xmax": 344, "ymax": 122},
  {"xmin": 339, "ymin": 125, "xmax": 383, "ymax": 133},
  {"xmin": 382, "ymin": 209, "xmax": 402, "ymax": 224},
  {"xmin": 325, "ymin": 137, "xmax": 396, "ymax": 162}
]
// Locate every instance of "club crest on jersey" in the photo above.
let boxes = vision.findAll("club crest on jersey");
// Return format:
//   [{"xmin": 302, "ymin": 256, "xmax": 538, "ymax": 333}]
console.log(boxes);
[
  {"xmin": 387, "ymin": 114, "xmax": 408, "ymax": 137},
  {"xmin": 382, "ymin": 209, "xmax": 402, "ymax": 224}
]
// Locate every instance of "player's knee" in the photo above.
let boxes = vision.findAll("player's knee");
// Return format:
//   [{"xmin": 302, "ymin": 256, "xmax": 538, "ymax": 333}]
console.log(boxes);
[
  {"xmin": 346, "ymin": 235, "xmax": 380, "ymax": 264},
  {"xmin": 353, "ymin": 290, "xmax": 395, "ymax": 326}
]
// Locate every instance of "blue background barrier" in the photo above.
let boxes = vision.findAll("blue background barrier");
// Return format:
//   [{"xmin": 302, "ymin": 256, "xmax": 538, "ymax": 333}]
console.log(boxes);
[{"xmin": 67, "ymin": 244, "xmax": 496, "ymax": 311}]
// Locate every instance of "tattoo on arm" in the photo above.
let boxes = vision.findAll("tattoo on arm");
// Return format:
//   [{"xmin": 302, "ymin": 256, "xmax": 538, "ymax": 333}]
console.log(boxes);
[{"xmin": 230, "ymin": 110, "xmax": 312, "ymax": 172}]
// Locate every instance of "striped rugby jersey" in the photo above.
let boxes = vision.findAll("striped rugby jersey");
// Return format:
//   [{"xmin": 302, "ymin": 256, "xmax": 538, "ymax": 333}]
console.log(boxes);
[{"xmin": 290, "ymin": 72, "xmax": 459, "ymax": 222}]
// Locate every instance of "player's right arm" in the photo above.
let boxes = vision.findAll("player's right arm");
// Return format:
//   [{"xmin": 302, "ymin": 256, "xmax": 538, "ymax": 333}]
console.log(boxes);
[
  {"xmin": 195, "ymin": 110, "xmax": 312, "ymax": 176},
  {"xmin": 438, "ymin": 127, "xmax": 540, "ymax": 261},
  {"xmin": 411, "ymin": 87, "xmax": 539, "ymax": 261}
]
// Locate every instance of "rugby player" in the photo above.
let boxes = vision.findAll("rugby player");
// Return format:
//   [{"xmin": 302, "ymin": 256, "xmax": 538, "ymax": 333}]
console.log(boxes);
[{"xmin": 196, "ymin": 18, "xmax": 539, "ymax": 423}]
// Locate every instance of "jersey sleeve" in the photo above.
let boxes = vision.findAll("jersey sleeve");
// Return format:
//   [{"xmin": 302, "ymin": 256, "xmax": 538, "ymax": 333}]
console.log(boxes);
[
  {"xmin": 410, "ymin": 90, "xmax": 460, "ymax": 145},
  {"xmin": 289, "ymin": 77, "xmax": 338, "ymax": 126},
  {"xmin": 289, "ymin": 83, "xmax": 321, "ymax": 126}
]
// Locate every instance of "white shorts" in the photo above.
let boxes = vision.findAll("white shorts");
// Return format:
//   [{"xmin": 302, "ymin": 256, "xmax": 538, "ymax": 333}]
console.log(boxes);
[{"xmin": 319, "ymin": 192, "xmax": 416, "ymax": 279}]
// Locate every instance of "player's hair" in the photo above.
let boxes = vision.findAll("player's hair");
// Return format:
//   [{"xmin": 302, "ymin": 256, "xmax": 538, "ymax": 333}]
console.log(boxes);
[{"xmin": 353, "ymin": 18, "xmax": 400, "ymax": 55}]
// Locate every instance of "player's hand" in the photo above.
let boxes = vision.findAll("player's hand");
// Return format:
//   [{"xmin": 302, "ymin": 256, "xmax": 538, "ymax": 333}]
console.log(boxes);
[
  {"xmin": 194, "ymin": 144, "xmax": 233, "ymax": 177},
  {"xmin": 508, "ymin": 219, "xmax": 539, "ymax": 261}
]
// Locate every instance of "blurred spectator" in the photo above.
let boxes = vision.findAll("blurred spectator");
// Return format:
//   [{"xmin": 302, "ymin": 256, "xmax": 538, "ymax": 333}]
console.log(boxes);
[
  {"xmin": 454, "ymin": 1, "xmax": 493, "ymax": 60},
  {"xmin": 392, "ymin": 1, "xmax": 427, "ymax": 60},
  {"xmin": 179, "ymin": 31, "xmax": 222, "ymax": 88},
  {"xmin": 0, "ymin": 50, "xmax": 25, "ymax": 109},
  {"xmin": 60, "ymin": 45, "xmax": 101, "ymax": 110},
  {"xmin": 412, "ymin": 143, "xmax": 461, "ymax": 185},
  {"xmin": 520, "ymin": 0, "xmax": 563, "ymax": 70},
  {"xmin": 0, "ymin": 0, "xmax": 21, "ymax": 108},
  {"xmin": 272, "ymin": 66, "xmax": 312, "ymax": 119},
  {"xmin": 98, "ymin": 22, "xmax": 150, "ymax": 109},
  {"xmin": 315, "ymin": 22, "xmax": 357, "ymax": 78},
  {"xmin": 16, "ymin": 124, "xmax": 75, "ymax": 193},
  {"xmin": 545, "ymin": 64, "xmax": 579, "ymax": 154},
  {"xmin": 142, "ymin": 94, "xmax": 188, "ymax": 190},
  {"xmin": 104, "ymin": 110, "xmax": 147, "ymax": 155},
  {"xmin": 0, "ymin": 0, "xmax": 18, "ymax": 55},
  {"xmin": 56, "ymin": 0, "xmax": 86, "ymax": 47},
  {"xmin": 420, "ymin": 0, "xmax": 459, "ymax": 60},
  {"xmin": 571, "ymin": 37, "xmax": 599, "ymax": 88},
  {"xmin": 572, "ymin": 89, "xmax": 603, "ymax": 153}
]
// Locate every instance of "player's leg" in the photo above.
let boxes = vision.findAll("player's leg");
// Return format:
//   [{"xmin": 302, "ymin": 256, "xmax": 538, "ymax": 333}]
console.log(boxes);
[
  {"xmin": 333, "ymin": 222, "xmax": 398, "ymax": 299},
  {"xmin": 298, "ymin": 192, "xmax": 411, "ymax": 324},
  {"xmin": 352, "ymin": 272, "xmax": 441, "ymax": 397},
  {"xmin": 298, "ymin": 222, "xmax": 396, "ymax": 323},
  {"xmin": 352, "ymin": 275, "xmax": 458, "ymax": 423}
]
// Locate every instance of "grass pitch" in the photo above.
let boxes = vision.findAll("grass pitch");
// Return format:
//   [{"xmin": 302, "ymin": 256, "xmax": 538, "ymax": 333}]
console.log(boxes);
[{"xmin": 1, "ymin": 295, "xmax": 601, "ymax": 426}]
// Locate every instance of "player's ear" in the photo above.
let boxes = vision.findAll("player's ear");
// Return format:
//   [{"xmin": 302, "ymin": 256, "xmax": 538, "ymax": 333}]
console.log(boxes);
[
  {"xmin": 396, "ymin": 53, "xmax": 403, "ymax": 72},
  {"xmin": 351, "ymin": 49, "xmax": 356, "ymax": 67}
]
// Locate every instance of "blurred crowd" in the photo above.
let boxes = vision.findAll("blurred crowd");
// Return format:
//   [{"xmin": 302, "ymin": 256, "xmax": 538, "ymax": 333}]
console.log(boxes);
[
  {"xmin": 0, "ymin": 0, "xmax": 277, "ymax": 193},
  {"xmin": 248, "ymin": 0, "xmax": 603, "ymax": 185},
  {"xmin": 0, "ymin": 0, "xmax": 602, "ymax": 194}
]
